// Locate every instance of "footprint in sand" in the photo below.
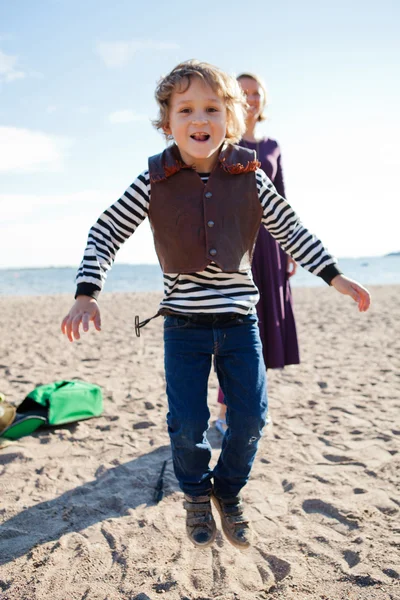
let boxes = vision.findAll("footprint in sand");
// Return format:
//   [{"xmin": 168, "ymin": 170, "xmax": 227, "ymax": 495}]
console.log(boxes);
[
  {"xmin": 133, "ymin": 421, "xmax": 156, "ymax": 430},
  {"xmin": 281, "ymin": 479, "xmax": 295, "ymax": 493},
  {"xmin": 302, "ymin": 499, "xmax": 360, "ymax": 533},
  {"xmin": 323, "ymin": 453, "xmax": 366, "ymax": 467},
  {"xmin": 343, "ymin": 549, "xmax": 361, "ymax": 568},
  {"xmin": 179, "ymin": 541, "xmax": 291, "ymax": 597},
  {"xmin": 382, "ymin": 568, "xmax": 399, "ymax": 580},
  {"xmin": 142, "ymin": 509, "xmax": 291, "ymax": 599}
]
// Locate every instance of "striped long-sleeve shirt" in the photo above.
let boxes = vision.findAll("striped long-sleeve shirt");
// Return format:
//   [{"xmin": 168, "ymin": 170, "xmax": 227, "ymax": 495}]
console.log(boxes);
[{"xmin": 75, "ymin": 168, "xmax": 341, "ymax": 315}]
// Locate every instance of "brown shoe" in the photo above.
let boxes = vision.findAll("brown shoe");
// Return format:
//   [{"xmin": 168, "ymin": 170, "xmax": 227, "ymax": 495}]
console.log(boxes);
[
  {"xmin": 183, "ymin": 494, "xmax": 217, "ymax": 548},
  {"xmin": 212, "ymin": 493, "xmax": 252, "ymax": 549}
]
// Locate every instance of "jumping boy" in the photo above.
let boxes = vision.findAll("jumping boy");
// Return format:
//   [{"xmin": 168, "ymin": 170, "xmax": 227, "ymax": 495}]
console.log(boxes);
[{"xmin": 61, "ymin": 60, "xmax": 370, "ymax": 549}]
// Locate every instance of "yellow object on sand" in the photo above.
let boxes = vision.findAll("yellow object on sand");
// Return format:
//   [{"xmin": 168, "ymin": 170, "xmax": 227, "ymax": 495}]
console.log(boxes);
[{"xmin": 0, "ymin": 396, "xmax": 16, "ymax": 434}]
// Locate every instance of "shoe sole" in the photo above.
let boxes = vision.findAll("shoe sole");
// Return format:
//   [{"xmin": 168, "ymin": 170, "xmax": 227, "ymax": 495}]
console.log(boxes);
[
  {"xmin": 188, "ymin": 525, "xmax": 217, "ymax": 549},
  {"xmin": 211, "ymin": 495, "xmax": 251, "ymax": 549},
  {"xmin": 185, "ymin": 501, "xmax": 217, "ymax": 549}
]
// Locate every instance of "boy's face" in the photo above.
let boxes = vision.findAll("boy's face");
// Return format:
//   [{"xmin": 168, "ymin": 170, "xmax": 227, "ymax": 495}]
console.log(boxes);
[{"xmin": 164, "ymin": 76, "xmax": 227, "ymax": 172}]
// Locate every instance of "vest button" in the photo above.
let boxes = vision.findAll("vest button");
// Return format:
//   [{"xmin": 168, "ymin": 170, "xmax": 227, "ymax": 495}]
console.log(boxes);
[
  {"xmin": 209, "ymin": 248, "xmax": 217, "ymax": 256},
  {"xmin": 204, "ymin": 191, "xmax": 213, "ymax": 198},
  {"xmin": 207, "ymin": 220, "xmax": 215, "ymax": 228}
]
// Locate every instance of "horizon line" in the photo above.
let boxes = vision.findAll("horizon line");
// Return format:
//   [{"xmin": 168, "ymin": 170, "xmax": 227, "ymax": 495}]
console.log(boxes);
[{"xmin": 1, "ymin": 253, "xmax": 399, "ymax": 272}]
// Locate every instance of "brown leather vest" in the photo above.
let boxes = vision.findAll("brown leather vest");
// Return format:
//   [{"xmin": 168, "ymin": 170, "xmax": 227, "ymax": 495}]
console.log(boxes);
[{"xmin": 148, "ymin": 144, "xmax": 262, "ymax": 274}]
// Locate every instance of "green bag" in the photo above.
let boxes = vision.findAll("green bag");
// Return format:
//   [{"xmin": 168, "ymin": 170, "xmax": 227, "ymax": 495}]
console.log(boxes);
[{"xmin": 0, "ymin": 380, "xmax": 103, "ymax": 440}]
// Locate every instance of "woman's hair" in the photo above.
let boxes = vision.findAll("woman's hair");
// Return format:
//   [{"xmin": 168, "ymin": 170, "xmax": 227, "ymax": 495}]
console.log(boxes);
[
  {"xmin": 153, "ymin": 59, "xmax": 247, "ymax": 144},
  {"xmin": 237, "ymin": 72, "xmax": 268, "ymax": 122}
]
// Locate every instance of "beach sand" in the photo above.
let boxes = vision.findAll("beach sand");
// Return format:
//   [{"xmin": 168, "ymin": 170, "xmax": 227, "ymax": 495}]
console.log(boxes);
[{"xmin": 0, "ymin": 286, "xmax": 399, "ymax": 600}]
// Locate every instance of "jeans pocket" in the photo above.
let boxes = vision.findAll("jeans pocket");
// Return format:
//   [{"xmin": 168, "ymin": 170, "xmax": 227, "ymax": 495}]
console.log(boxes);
[
  {"xmin": 229, "ymin": 314, "xmax": 258, "ymax": 327},
  {"xmin": 164, "ymin": 315, "xmax": 190, "ymax": 331}
]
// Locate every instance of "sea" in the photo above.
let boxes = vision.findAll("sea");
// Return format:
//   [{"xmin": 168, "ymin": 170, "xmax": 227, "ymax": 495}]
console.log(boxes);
[{"xmin": 0, "ymin": 255, "xmax": 399, "ymax": 297}]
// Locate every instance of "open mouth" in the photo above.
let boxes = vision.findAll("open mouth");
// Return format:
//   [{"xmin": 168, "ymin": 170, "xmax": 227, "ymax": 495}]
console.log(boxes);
[{"xmin": 190, "ymin": 133, "xmax": 210, "ymax": 142}]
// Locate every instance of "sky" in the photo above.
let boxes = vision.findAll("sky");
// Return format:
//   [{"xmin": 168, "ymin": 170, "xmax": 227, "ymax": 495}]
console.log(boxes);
[{"xmin": 1, "ymin": 0, "xmax": 399, "ymax": 269}]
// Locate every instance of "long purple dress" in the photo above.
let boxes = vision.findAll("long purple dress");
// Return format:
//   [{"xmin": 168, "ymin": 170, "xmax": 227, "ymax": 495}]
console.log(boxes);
[{"xmin": 240, "ymin": 137, "xmax": 300, "ymax": 369}]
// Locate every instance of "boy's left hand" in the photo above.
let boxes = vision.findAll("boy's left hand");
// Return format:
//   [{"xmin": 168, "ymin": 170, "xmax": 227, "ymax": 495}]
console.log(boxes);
[{"xmin": 331, "ymin": 275, "xmax": 371, "ymax": 312}]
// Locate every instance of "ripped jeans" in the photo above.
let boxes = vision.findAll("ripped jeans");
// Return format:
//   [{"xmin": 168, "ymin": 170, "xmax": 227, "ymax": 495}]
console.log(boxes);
[{"xmin": 164, "ymin": 312, "xmax": 268, "ymax": 499}]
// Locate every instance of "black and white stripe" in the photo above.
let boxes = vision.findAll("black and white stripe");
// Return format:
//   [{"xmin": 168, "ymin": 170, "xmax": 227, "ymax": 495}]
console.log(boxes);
[{"xmin": 76, "ymin": 168, "xmax": 338, "ymax": 314}]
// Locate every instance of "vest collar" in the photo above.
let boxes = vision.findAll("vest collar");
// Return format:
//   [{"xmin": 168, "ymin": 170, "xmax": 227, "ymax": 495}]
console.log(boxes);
[{"xmin": 150, "ymin": 143, "xmax": 260, "ymax": 183}]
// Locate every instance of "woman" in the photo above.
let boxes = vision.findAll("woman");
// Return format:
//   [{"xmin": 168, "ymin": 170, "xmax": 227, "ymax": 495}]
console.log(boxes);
[{"xmin": 216, "ymin": 72, "xmax": 300, "ymax": 434}]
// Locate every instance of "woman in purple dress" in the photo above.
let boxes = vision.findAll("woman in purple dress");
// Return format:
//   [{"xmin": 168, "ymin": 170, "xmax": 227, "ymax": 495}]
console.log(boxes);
[{"xmin": 216, "ymin": 72, "xmax": 300, "ymax": 434}]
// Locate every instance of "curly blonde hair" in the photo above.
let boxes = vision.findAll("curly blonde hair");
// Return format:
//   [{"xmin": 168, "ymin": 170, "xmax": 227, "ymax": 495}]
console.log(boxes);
[{"xmin": 153, "ymin": 60, "xmax": 247, "ymax": 144}]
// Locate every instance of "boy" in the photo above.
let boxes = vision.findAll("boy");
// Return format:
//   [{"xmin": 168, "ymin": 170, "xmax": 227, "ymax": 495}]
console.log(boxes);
[{"xmin": 61, "ymin": 60, "xmax": 370, "ymax": 549}]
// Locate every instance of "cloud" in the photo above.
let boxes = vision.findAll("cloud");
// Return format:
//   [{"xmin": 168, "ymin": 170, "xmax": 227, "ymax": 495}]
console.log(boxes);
[
  {"xmin": 0, "ymin": 48, "xmax": 43, "ymax": 82},
  {"xmin": 0, "ymin": 126, "xmax": 71, "ymax": 173},
  {"xmin": 0, "ymin": 190, "xmax": 112, "ymax": 223},
  {"xmin": 108, "ymin": 110, "xmax": 149, "ymax": 124},
  {"xmin": 0, "ymin": 190, "xmax": 158, "ymax": 268},
  {"xmin": 95, "ymin": 39, "xmax": 179, "ymax": 68},
  {"xmin": 0, "ymin": 49, "xmax": 25, "ymax": 82}
]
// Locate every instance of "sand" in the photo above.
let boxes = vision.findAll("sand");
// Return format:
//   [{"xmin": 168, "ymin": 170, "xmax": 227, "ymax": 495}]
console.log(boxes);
[{"xmin": 0, "ymin": 285, "xmax": 399, "ymax": 600}]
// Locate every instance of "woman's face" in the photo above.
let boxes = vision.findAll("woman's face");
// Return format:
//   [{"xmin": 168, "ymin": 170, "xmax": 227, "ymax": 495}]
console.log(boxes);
[{"xmin": 238, "ymin": 76, "xmax": 264, "ymax": 122}]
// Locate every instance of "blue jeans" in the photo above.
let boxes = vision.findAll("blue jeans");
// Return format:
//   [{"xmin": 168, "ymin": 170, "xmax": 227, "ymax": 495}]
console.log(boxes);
[{"xmin": 163, "ymin": 313, "xmax": 268, "ymax": 499}]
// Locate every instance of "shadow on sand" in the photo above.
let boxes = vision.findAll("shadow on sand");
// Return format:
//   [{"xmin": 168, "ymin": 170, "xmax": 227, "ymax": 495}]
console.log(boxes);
[{"xmin": 0, "ymin": 425, "xmax": 224, "ymax": 566}]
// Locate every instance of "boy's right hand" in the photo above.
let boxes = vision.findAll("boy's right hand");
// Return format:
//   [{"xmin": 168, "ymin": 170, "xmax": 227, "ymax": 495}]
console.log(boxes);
[{"xmin": 61, "ymin": 296, "xmax": 101, "ymax": 342}]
